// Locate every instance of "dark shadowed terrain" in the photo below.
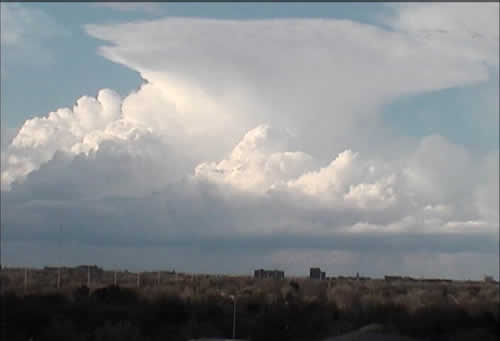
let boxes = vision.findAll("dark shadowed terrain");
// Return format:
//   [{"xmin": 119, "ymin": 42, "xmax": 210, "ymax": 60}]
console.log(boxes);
[{"xmin": 1, "ymin": 267, "xmax": 498, "ymax": 340}]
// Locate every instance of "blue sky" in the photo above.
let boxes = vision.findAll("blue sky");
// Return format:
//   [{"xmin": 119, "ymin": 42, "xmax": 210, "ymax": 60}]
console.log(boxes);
[{"xmin": 1, "ymin": 3, "xmax": 498, "ymax": 278}]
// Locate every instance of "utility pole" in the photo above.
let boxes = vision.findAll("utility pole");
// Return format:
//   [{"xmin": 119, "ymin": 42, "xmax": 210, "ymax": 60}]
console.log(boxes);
[
  {"xmin": 137, "ymin": 272, "xmax": 141, "ymax": 288},
  {"xmin": 87, "ymin": 265, "xmax": 91, "ymax": 288},
  {"xmin": 114, "ymin": 270, "xmax": 117, "ymax": 286},
  {"xmin": 157, "ymin": 271, "xmax": 161, "ymax": 285}
]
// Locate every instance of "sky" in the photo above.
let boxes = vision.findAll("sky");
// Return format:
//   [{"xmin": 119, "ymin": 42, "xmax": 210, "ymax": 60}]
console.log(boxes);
[{"xmin": 0, "ymin": 3, "xmax": 498, "ymax": 279}]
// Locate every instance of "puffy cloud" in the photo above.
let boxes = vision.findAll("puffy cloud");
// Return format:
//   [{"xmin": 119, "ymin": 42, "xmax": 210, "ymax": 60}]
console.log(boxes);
[
  {"xmin": 6, "ymin": 7, "xmax": 496, "ymax": 188},
  {"xmin": 2, "ymin": 89, "xmax": 124, "ymax": 189},
  {"xmin": 195, "ymin": 124, "xmax": 497, "ymax": 237},
  {"xmin": 5, "ymin": 118, "xmax": 494, "ymax": 238},
  {"xmin": 1, "ymin": 6, "xmax": 498, "ymax": 277},
  {"xmin": 195, "ymin": 125, "xmax": 316, "ymax": 193},
  {"xmin": 344, "ymin": 176, "xmax": 397, "ymax": 210}
]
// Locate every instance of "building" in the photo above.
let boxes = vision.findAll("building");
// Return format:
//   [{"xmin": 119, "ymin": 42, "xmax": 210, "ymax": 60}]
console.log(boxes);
[
  {"xmin": 310, "ymin": 267, "xmax": 325, "ymax": 280},
  {"xmin": 484, "ymin": 275, "xmax": 495, "ymax": 283},
  {"xmin": 76, "ymin": 265, "xmax": 103, "ymax": 272},
  {"xmin": 254, "ymin": 269, "xmax": 285, "ymax": 280},
  {"xmin": 384, "ymin": 275, "xmax": 405, "ymax": 282}
]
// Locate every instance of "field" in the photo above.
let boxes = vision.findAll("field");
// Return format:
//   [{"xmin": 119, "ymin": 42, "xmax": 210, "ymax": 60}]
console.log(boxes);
[{"xmin": 1, "ymin": 266, "xmax": 499, "ymax": 340}]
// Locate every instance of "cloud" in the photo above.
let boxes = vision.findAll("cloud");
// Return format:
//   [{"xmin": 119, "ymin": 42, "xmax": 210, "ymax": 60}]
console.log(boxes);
[
  {"xmin": 387, "ymin": 3, "xmax": 499, "ymax": 68},
  {"xmin": 83, "ymin": 8, "xmax": 497, "ymax": 163},
  {"xmin": 1, "ymin": 89, "xmax": 124, "ymax": 189},
  {"xmin": 195, "ymin": 124, "xmax": 317, "ymax": 193},
  {"xmin": 91, "ymin": 3, "xmax": 165, "ymax": 15},
  {"xmin": 3, "ymin": 121, "xmax": 497, "ymax": 238},
  {"xmin": 0, "ymin": 3, "xmax": 69, "ymax": 68},
  {"xmin": 1, "ymin": 5, "xmax": 498, "ymax": 277}
]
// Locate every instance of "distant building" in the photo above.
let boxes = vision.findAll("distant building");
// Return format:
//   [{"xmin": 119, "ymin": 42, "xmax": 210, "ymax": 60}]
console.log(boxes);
[
  {"xmin": 384, "ymin": 275, "xmax": 403, "ymax": 282},
  {"xmin": 76, "ymin": 265, "xmax": 103, "ymax": 272},
  {"xmin": 484, "ymin": 275, "xmax": 495, "ymax": 283},
  {"xmin": 385, "ymin": 275, "xmax": 452, "ymax": 283},
  {"xmin": 254, "ymin": 269, "xmax": 285, "ymax": 280},
  {"xmin": 420, "ymin": 278, "xmax": 452, "ymax": 283},
  {"xmin": 310, "ymin": 268, "xmax": 320, "ymax": 279},
  {"xmin": 310, "ymin": 267, "xmax": 325, "ymax": 280}
]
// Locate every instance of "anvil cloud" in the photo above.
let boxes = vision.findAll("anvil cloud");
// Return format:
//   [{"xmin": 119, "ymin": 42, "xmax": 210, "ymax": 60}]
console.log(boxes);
[{"xmin": 1, "ymin": 3, "xmax": 498, "ymax": 278}]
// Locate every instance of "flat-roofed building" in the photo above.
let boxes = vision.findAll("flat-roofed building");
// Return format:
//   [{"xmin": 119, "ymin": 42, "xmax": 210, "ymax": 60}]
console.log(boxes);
[
  {"xmin": 310, "ymin": 267, "xmax": 326, "ymax": 280},
  {"xmin": 254, "ymin": 269, "xmax": 285, "ymax": 280}
]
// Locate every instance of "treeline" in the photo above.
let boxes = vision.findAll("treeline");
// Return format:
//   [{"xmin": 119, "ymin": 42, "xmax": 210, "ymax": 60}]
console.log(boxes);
[{"xmin": 1, "ymin": 284, "xmax": 498, "ymax": 341}]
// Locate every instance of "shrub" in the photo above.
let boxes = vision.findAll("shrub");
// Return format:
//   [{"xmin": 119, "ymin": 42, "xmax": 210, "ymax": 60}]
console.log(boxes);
[{"xmin": 94, "ymin": 321, "xmax": 144, "ymax": 341}]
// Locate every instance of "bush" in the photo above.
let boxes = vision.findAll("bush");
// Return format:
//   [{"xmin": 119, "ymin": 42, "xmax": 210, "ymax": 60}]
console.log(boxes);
[
  {"xmin": 91, "ymin": 285, "xmax": 139, "ymax": 305},
  {"xmin": 94, "ymin": 321, "xmax": 144, "ymax": 341},
  {"xmin": 73, "ymin": 285, "xmax": 90, "ymax": 301},
  {"xmin": 1, "ymin": 278, "xmax": 498, "ymax": 341},
  {"xmin": 40, "ymin": 318, "xmax": 87, "ymax": 341}
]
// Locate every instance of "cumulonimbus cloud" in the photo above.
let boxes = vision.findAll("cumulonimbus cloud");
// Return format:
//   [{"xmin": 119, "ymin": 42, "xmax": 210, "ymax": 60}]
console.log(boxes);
[{"xmin": 1, "ymin": 3, "xmax": 498, "ymax": 276}]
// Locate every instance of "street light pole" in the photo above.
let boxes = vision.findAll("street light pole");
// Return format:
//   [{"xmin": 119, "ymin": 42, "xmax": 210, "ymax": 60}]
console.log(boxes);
[{"xmin": 231, "ymin": 295, "xmax": 237, "ymax": 340}]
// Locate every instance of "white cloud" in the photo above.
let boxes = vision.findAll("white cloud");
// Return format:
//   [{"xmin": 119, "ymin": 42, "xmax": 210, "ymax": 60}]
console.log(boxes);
[
  {"xmin": 84, "ymin": 13, "xmax": 496, "ymax": 162},
  {"xmin": 195, "ymin": 124, "xmax": 316, "ymax": 193},
  {"xmin": 1, "ymin": 5, "xmax": 498, "ymax": 277},
  {"xmin": 344, "ymin": 175, "xmax": 397, "ymax": 210},
  {"xmin": 388, "ymin": 3, "xmax": 499, "ymax": 68},
  {"xmin": 2, "ymin": 89, "xmax": 124, "ymax": 189},
  {"xmin": 288, "ymin": 150, "xmax": 360, "ymax": 197}
]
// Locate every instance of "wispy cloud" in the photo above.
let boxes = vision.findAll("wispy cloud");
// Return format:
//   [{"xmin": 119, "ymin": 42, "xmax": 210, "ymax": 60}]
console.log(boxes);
[
  {"xmin": 91, "ymin": 3, "xmax": 166, "ymax": 15},
  {"xmin": 0, "ymin": 3, "xmax": 69, "ymax": 68}
]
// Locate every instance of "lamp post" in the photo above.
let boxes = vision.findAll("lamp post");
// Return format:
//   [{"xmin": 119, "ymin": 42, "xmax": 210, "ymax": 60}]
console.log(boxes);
[{"xmin": 230, "ymin": 295, "xmax": 237, "ymax": 340}]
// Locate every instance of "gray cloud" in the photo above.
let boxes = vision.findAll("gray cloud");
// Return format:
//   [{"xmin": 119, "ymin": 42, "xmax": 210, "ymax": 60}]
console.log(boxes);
[{"xmin": 2, "ymin": 134, "xmax": 497, "ymax": 254}]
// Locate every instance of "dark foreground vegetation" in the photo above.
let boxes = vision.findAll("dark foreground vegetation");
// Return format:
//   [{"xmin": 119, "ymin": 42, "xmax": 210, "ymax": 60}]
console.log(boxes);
[{"xmin": 1, "ymin": 280, "xmax": 499, "ymax": 341}]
